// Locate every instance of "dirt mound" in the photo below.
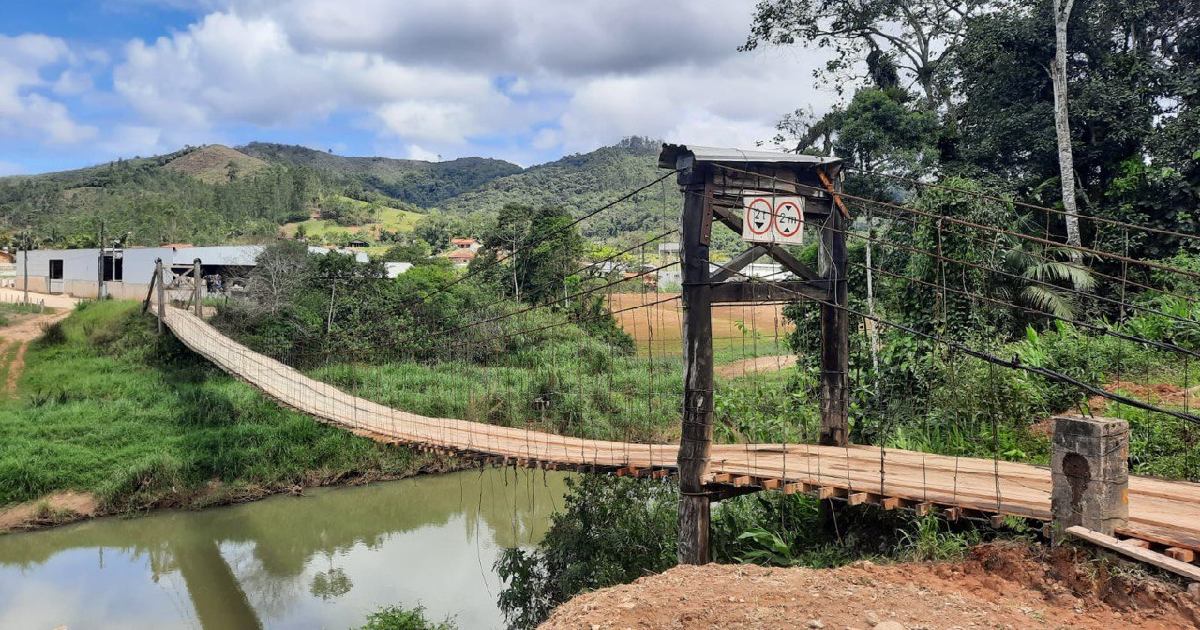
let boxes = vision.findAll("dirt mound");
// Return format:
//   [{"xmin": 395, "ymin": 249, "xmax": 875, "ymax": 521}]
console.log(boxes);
[
  {"xmin": 540, "ymin": 543, "xmax": 1199, "ymax": 629},
  {"xmin": 163, "ymin": 144, "xmax": 268, "ymax": 184}
]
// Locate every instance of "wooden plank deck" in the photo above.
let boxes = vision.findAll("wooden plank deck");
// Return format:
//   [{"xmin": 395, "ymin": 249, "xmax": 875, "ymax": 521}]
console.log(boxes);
[{"xmin": 161, "ymin": 306, "xmax": 1200, "ymax": 553}]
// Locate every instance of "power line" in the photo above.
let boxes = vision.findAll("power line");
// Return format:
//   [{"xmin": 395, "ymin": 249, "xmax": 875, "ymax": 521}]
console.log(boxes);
[
  {"xmin": 847, "ymin": 167, "xmax": 1200, "ymax": 246},
  {"xmin": 703, "ymin": 257, "xmax": 1200, "ymax": 426},
  {"xmin": 431, "ymin": 169, "xmax": 680, "ymax": 297},
  {"xmin": 445, "ymin": 294, "xmax": 683, "ymax": 352},
  {"xmin": 433, "ymin": 260, "xmax": 678, "ymax": 338},
  {"xmin": 710, "ymin": 162, "xmax": 1200, "ymax": 283},
  {"xmin": 851, "ymin": 196, "xmax": 1200, "ymax": 306}
]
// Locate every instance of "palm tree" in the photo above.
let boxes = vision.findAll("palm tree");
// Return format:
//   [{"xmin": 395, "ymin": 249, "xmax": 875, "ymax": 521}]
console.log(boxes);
[{"xmin": 1005, "ymin": 245, "xmax": 1095, "ymax": 320}]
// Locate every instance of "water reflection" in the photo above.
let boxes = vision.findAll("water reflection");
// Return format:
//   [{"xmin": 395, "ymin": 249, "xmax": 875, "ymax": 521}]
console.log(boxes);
[{"xmin": 0, "ymin": 468, "xmax": 569, "ymax": 629}]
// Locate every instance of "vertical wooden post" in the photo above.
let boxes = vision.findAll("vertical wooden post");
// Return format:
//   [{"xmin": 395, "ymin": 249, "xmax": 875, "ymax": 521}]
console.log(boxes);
[
  {"xmin": 819, "ymin": 171, "xmax": 850, "ymax": 447},
  {"xmin": 677, "ymin": 163, "xmax": 715, "ymax": 565},
  {"xmin": 193, "ymin": 259, "xmax": 202, "ymax": 317},
  {"xmin": 156, "ymin": 258, "xmax": 166, "ymax": 335}
]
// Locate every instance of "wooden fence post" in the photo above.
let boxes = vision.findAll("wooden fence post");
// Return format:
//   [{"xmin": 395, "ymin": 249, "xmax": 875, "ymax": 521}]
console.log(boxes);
[
  {"xmin": 677, "ymin": 164, "xmax": 714, "ymax": 565},
  {"xmin": 818, "ymin": 171, "xmax": 849, "ymax": 447},
  {"xmin": 156, "ymin": 258, "xmax": 166, "ymax": 335},
  {"xmin": 193, "ymin": 258, "xmax": 202, "ymax": 317},
  {"xmin": 1050, "ymin": 414, "xmax": 1128, "ymax": 542}
]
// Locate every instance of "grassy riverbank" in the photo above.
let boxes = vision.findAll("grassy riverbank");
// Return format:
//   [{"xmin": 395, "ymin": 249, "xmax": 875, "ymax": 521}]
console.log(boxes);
[{"xmin": 0, "ymin": 301, "xmax": 439, "ymax": 529}]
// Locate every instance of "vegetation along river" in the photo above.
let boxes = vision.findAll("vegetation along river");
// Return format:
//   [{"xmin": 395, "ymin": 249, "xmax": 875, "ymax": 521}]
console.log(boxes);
[{"xmin": 0, "ymin": 468, "xmax": 571, "ymax": 629}]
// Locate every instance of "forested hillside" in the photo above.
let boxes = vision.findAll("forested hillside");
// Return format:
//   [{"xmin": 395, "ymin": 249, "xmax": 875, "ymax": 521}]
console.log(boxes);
[
  {"xmin": 438, "ymin": 137, "xmax": 681, "ymax": 240},
  {"xmin": 238, "ymin": 142, "xmax": 522, "ymax": 206},
  {"xmin": 0, "ymin": 139, "xmax": 683, "ymax": 249}
]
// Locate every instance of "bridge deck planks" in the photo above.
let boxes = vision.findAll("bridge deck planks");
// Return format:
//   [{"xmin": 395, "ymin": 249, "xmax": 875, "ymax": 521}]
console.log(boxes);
[{"xmin": 161, "ymin": 307, "xmax": 1200, "ymax": 552}]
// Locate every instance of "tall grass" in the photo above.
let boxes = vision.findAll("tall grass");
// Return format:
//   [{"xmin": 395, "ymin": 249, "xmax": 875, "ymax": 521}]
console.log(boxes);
[{"xmin": 0, "ymin": 301, "xmax": 427, "ymax": 509}]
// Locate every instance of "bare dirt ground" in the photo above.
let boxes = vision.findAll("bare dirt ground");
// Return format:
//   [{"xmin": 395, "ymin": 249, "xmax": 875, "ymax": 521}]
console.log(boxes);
[
  {"xmin": 716, "ymin": 354, "xmax": 798, "ymax": 379},
  {"xmin": 541, "ymin": 543, "xmax": 1200, "ymax": 629},
  {"xmin": 0, "ymin": 492, "xmax": 98, "ymax": 531},
  {"xmin": 608, "ymin": 292, "xmax": 793, "ymax": 354}
]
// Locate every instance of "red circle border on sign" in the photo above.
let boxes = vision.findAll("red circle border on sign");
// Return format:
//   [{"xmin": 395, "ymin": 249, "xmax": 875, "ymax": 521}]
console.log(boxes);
[
  {"xmin": 775, "ymin": 200, "xmax": 802, "ymax": 237},
  {"xmin": 746, "ymin": 197, "xmax": 774, "ymax": 236}
]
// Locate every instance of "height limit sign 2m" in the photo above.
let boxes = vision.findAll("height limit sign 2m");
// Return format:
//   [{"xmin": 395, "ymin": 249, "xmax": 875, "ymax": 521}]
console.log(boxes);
[{"xmin": 741, "ymin": 196, "xmax": 804, "ymax": 245}]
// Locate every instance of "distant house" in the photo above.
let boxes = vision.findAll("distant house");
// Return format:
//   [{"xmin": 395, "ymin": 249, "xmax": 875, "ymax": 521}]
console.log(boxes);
[
  {"xmin": 0, "ymin": 251, "xmax": 18, "ymax": 264},
  {"xmin": 347, "ymin": 238, "xmax": 370, "ymax": 248},
  {"xmin": 446, "ymin": 248, "xmax": 476, "ymax": 267},
  {"xmin": 443, "ymin": 237, "xmax": 480, "ymax": 268},
  {"xmin": 450, "ymin": 238, "xmax": 480, "ymax": 252},
  {"xmin": 658, "ymin": 242, "xmax": 681, "ymax": 255}
]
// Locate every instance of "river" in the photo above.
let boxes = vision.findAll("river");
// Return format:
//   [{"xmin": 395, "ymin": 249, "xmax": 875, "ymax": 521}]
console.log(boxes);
[{"xmin": 0, "ymin": 468, "xmax": 571, "ymax": 629}]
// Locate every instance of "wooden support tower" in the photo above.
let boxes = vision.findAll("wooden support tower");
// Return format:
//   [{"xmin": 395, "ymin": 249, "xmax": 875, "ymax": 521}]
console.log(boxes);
[
  {"xmin": 193, "ymin": 258, "xmax": 203, "ymax": 317},
  {"xmin": 660, "ymin": 144, "xmax": 846, "ymax": 564},
  {"xmin": 677, "ymin": 164, "xmax": 715, "ymax": 565}
]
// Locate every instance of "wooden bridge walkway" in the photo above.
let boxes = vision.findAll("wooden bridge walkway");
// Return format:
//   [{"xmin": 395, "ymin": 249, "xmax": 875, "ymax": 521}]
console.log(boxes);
[{"xmin": 161, "ymin": 306, "xmax": 1200, "ymax": 554}]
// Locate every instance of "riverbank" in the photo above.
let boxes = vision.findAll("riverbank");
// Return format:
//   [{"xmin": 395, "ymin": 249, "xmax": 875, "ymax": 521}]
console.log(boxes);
[
  {"xmin": 0, "ymin": 300, "xmax": 453, "ymax": 534},
  {"xmin": 541, "ymin": 542, "xmax": 1200, "ymax": 629}
]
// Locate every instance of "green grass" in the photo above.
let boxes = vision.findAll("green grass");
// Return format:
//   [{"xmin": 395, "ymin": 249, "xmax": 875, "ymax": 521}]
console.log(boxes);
[
  {"xmin": 308, "ymin": 334, "xmax": 811, "ymax": 447},
  {"xmin": 0, "ymin": 301, "xmax": 428, "ymax": 510},
  {"xmin": 280, "ymin": 196, "xmax": 423, "ymax": 242}
]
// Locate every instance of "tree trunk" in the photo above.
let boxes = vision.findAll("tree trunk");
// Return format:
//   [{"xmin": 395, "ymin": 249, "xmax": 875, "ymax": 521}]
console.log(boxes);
[{"xmin": 1051, "ymin": 0, "xmax": 1082, "ymax": 262}]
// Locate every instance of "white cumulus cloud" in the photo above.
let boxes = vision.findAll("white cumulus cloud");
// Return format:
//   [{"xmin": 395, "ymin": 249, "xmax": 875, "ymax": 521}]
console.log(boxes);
[{"xmin": 0, "ymin": 34, "xmax": 98, "ymax": 144}]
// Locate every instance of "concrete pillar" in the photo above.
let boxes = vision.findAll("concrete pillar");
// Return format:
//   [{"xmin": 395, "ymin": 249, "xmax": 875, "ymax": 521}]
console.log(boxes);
[{"xmin": 1050, "ymin": 414, "xmax": 1128, "ymax": 540}]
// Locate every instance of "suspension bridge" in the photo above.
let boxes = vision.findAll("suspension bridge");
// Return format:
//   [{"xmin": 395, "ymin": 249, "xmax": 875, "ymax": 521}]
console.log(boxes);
[
  {"xmin": 139, "ymin": 143, "xmax": 1200, "ymax": 573},
  {"xmin": 155, "ymin": 304, "xmax": 1200, "ymax": 555}
]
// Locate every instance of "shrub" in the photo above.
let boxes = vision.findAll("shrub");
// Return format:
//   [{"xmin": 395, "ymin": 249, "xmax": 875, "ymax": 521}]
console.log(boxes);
[{"xmin": 357, "ymin": 605, "xmax": 455, "ymax": 630}]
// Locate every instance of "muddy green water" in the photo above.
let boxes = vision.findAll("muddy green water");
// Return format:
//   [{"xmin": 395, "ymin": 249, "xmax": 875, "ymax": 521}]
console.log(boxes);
[{"xmin": 0, "ymin": 468, "xmax": 570, "ymax": 629}]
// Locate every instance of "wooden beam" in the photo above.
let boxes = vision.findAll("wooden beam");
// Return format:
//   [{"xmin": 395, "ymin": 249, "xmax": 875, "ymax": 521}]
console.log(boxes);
[
  {"xmin": 763, "ymin": 244, "xmax": 820, "ymax": 281},
  {"xmin": 818, "ymin": 201, "xmax": 849, "ymax": 447},
  {"xmin": 761, "ymin": 478, "xmax": 782, "ymax": 490},
  {"xmin": 677, "ymin": 163, "xmax": 715, "ymax": 566},
  {"xmin": 733, "ymin": 475, "xmax": 753, "ymax": 487},
  {"xmin": 710, "ymin": 280, "xmax": 831, "ymax": 303},
  {"xmin": 1121, "ymin": 538, "xmax": 1151, "ymax": 549},
  {"xmin": 1165, "ymin": 547, "xmax": 1196, "ymax": 563},
  {"xmin": 879, "ymin": 497, "xmax": 900, "ymax": 511},
  {"xmin": 1067, "ymin": 526, "xmax": 1200, "ymax": 581},
  {"xmin": 711, "ymin": 246, "xmax": 767, "ymax": 283},
  {"xmin": 711, "ymin": 204, "xmax": 742, "ymax": 233},
  {"xmin": 847, "ymin": 492, "xmax": 869, "ymax": 506}
]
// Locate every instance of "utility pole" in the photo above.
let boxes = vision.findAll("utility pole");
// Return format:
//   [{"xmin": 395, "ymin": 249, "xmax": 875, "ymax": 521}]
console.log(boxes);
[{"xmin": 156, "ymin": 258, "xmax": 166, "ymax": 335}]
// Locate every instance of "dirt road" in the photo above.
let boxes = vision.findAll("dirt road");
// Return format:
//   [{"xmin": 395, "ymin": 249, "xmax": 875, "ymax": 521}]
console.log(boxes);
[
  {"xmin": 715, "ymin": 354, "xmax": 797, "ymax": 379},
  {"xmin": 0, "ymin": 306, "xmax": 71, "ymax": 394},
  {"xmin": 541, "ymin": 544, "xmax": 1199, "ymax": 629}
]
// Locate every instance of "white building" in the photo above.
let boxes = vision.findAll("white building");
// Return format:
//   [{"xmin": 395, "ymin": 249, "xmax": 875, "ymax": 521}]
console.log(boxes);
[{"xmin": 15, "ymin": 244, "xmax": 370, "ymax": 299}]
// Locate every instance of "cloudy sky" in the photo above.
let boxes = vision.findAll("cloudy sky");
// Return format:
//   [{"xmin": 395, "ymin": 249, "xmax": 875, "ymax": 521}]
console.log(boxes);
[{"xmin": 0, "ymin": 0, "xmax": 838, "ymax": 174}]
